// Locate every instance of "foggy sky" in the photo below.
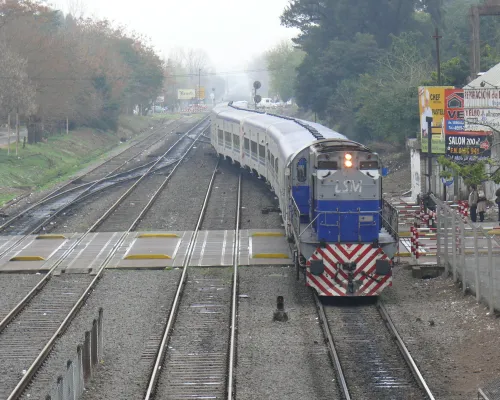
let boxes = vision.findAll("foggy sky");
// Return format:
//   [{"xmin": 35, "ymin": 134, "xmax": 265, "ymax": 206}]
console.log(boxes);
[{"xmin": 50, "ymin": 0, "xmax": 298, "ymax": 72}]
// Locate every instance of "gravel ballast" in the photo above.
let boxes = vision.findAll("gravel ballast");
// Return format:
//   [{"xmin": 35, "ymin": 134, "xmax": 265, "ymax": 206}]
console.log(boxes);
[
  {"xmin": 236, "ymin": 266, "xmax": 340, "ymax": 400},
  {"xmin": 21, "ymin": 270, "xmax": 182, "ymax": 400},
  {"xmin": 201, "ymin": 159, "xmax": 240, "ymax": 230},
  {"xmin": 0, "ymin": 273, "xmax": 44, "ymax": 321},
  {"xmin": 137, "ymin": 142, "xmax": 217, "ymax": 232},
  {"xmin": 382, "ymin": 264, "xmax": 500, "ymax": 399},
  {"xmin": 240, "ymin": 170, "xmax": 282, "ymax": 230}
]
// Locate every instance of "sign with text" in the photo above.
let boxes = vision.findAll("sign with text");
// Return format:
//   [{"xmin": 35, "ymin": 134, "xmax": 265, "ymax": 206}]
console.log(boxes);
[
  {"xmin": 418, "ymin": 86, "xmax": 453, "ymax": 154},
  {"xmin": 196, "ymin": 86, "xmax": 206, "ymax": 100},
  {"xmin": 445, "ymin": 131, "xmax": 492, "ymax": 163},
  {"xmin": 177, "ymin": 89, "xmax": 195, "ymax": 100},
  {"xmin": 444, "ymin": 89, "xmax": 465, "ymax": 134},
  {"xmin": 464, "ymin": 88, "xmax": 500, "ymax": 132}
]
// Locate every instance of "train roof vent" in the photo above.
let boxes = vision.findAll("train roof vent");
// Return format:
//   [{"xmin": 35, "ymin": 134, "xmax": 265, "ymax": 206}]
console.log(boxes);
[{"xmin": 228, "ymin": 103, "xmax": 324, "ymax": 141}]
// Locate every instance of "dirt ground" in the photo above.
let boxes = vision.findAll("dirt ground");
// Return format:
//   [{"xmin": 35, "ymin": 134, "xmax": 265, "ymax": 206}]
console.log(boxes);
[{"xmin": 383, "ymin": 262, "xmax": 500, "ymax": 399}]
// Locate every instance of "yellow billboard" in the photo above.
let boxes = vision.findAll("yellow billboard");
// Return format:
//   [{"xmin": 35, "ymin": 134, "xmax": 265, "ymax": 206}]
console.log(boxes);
[{"xmin": 418, "ymin": 86, "xmax": 452, "ymax": 154}]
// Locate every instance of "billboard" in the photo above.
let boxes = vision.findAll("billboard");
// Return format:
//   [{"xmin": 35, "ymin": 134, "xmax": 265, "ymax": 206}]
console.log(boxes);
[
  {"xmin": 178, "ymin": 89, "xmax": 196, "ymax": 100},
  {"xmin": 418, "ymin": 86, "xmax": 453, "ymax": 154},
  {"xmin": 464, "ymin": 88, "xmax": 500, "ymax": 132},
  {"xmin": 196, "ymin": 86, "xmax": 206, "ymax": 100},
  {"xmin": 444, "ymin": 88, "xmax": 493, "ymax": 163}
]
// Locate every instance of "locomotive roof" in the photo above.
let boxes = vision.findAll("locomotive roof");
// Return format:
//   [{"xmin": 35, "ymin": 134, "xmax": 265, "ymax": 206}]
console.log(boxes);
[{"xmin": 212, "ymin": 103, "xmax": 356, "ymax": 162}]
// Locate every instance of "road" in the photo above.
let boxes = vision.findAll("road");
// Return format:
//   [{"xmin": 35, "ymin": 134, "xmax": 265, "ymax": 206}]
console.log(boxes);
[{"xmin": 0, "ymin": 128, "xmax": 27, "ymax": 148}]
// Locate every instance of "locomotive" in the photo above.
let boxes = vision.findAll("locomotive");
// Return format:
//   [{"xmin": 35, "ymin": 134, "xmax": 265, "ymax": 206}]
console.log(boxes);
[{"xmin": 210, "ymin": 103, "xmax": 398, "ymax": 296}]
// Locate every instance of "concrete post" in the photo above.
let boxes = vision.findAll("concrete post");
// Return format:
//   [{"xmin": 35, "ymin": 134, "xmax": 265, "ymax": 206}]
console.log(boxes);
[
  {"xmin": 98, "ymin": 308, "xmax": 104, "ymax": 361},
  {"xmin": 452, "ymin": 214, "xmax": 457, "ymax": 282},
  {"xmin": 91, "ymin": 319, "xmax": 98, "ymax": 368},
  {"xmin": 488, "ymin": 238, "xmax": 494, "ymax": 314},
  {"xmin": 474, "ymin": 227, "xmax": 480, "ymax": 301},
  {"xmin": 57, "ymin": 375, "xmax": 64, "ymax": 400},
  {"xmin": 76, "ymin": 344, "xmax": 84, "ymax": 395},
  {"xmin": 443, "ymin": 206, "xmax": 449, "ymax": 276},
  {"xmin": 436, "ymin": 203, "xmax": 442, "ymax": 266},
  {"xmin": 460, "ymin": 220, "xmax": 466, "ymax": 293},
  {"xmin": 83, "ymin": 331, "xmax": 92, "ymax": 383},
  {"xmin": 64, "ymin": 360, "xmax": 73, "ymax": 400}
]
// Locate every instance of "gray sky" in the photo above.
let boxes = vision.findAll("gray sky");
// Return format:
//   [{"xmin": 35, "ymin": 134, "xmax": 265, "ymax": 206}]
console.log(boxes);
[{"xmin": 50, "ymin": 0, "xmax": 298, "ymax": 72}]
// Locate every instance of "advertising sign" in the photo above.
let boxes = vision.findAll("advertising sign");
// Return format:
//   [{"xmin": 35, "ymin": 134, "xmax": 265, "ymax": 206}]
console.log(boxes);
[
  {"xmin": 444, "ymin": 88, "xmax": 493, "ymax": 163},
  {"xmin": 418, "ymin": 86, "xmax": 453, "ymax": 154},
  {"xmin": 445, "ymin": 131, "xmax": 492, "ymax": 163},
  {"xmin": 196, "ymin": 86, "xmax": 206, "ymax": 100},
  {"xmin": 444, "ymin": 89, "xmax": 465, "ymax": 134},
  {"xmin": 177, "ymin": 89, "xmax": 195, "ymax": 100},
  {"xmin": 464, "ymin": 88, "xmax": 500, "ymax": 132},
  {"xmin": 156, "ymin": 96, "xmax": 164, "ymax": 103}
]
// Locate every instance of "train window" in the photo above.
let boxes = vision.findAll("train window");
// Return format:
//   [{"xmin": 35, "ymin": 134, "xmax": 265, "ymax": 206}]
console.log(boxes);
[
  {"xmin": 258, "ymin": 144, "xmax": 265, "ymax": 159},
  {"xmin": 271, "ymin": 154, "xmax": 275, "ymax": 171},
  {"xmin": 267, "ymin": 149, "xmax": 270, "ymax": 162},
  {"xmin": 233, "ymin": 134, "xmax": 240, "ymax": 148},
  {"xmin": 251, "ymin": 141, "xmax": 257, "ymax": 155},
  {"xmin": 275, "ymin": 158, "xmax": 279, "ymax": 174},
  {"xmin": 244, "ymin": 138, "xmax": 250, "ymax": 153},
  {"xmin": 317, "ymin": 161, "xmax": 338, "ymax": 170},
  {"xmin": 224, "ymin": 131, "xmax": 231, "ymax": 145},
  {"xmin": 297, "ymin": 158, "xmax": 307, "ymax": 182},
  {"xmin": 218, "ymin": 129, "xmax": 223, "ymax": 144},
  {"xmin": 360, "ymin": 160, "xmax": 379, "ymax": 169}
]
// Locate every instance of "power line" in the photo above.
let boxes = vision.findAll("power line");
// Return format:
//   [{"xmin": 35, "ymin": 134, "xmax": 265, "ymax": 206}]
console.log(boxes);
[{"xmin": 0, "ymin": 68, "xmax": 276, "ymax": 81}]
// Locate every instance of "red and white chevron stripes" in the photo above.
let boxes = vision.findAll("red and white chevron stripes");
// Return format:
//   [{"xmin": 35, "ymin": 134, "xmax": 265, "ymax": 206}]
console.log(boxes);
[{"xmin": 306, "ymin": 244, "xmax": 392, "ymax": 296}]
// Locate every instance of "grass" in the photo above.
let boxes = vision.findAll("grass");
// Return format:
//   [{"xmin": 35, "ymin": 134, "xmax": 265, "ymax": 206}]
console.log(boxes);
[
  {"xmin": 0, "ymin": 115, "xmax": 159, "ymax": 207},
  {"xmin": 149, "ymin": 113, "xmax": 183, "ymax": 120}
]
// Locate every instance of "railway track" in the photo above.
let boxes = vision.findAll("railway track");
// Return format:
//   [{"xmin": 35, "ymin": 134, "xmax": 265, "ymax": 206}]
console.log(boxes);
[
  {"xmin": 0, "ymin": 118, "xmax": 208, "ymax": 248},
  {"xmin": 316, "ymin": 296, "xmax": 434, "ymax": 400},
  {"xmin": 144, "ymin": 169, "xmax": 241, "ymax": 399},
  {"xmin": 0, "ymin": 117, "xmax": 186, "ymax": 232},
  {"xmin": 0, "ymin": 117, "xmax": 210, "ymax": 400}
]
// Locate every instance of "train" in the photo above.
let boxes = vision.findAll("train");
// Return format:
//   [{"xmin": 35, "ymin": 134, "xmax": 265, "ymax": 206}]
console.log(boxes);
[{"xmin": 210, "ymin": 102, "xmax": 399, "ymax": 296}]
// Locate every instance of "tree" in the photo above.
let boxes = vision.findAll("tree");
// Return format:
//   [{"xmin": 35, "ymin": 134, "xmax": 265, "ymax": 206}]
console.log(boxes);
[
  {"xmin": 265, "ymin": 40, "xmax": 305, "ymax": 101},
  {"xmin": 438, "ymin": 156, "xmax": 500, "ymax": 186}
]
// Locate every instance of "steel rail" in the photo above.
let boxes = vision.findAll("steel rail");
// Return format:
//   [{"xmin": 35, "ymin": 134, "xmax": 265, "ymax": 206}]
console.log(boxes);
[
  {"xmin": 143, "ymin": 160, "xmax": 220, "ymax": 400},
  {"xmin": 378, "ymin": 300, "xmax": 435, "ymax": 400},
  {"xmin": 227, "ymin": 174, "xmax": 242, "ymax": 399},
  {"xmin": 314, "ymin": 293, "xmax": 351, "ymax": 400},
  {"xmin": 0, "ymin": 117, "xmax": 183, "ymax": 234},
  {"xmin": 0, "ymin": 118, "xmax": 188, "ymax": 259},
  {"xmin": 0, "ymin": 118, "xmax": 209, "ymax": 335},
  {"xmin": 6, "ymin": 118, "xmax": 210, "ymax": 400}
]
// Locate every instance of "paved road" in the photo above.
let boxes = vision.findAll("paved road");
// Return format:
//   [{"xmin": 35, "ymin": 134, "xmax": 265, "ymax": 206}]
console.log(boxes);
[{"xmin": 0, "ymin": 128, "xmax": 27, "ymax": 148}]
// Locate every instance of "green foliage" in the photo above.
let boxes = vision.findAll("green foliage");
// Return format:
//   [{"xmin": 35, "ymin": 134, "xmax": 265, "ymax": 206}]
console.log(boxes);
[
  {"xmin": 265, "ymin": 41, "xmax": 304, "ymax": 101},
  {"xmin": 279, "ymin": 0, "xmax": 500, "ymax": 149},
  {"xmin": 438, "ymin": 156, "xmax": 500, "ymax": 185}
]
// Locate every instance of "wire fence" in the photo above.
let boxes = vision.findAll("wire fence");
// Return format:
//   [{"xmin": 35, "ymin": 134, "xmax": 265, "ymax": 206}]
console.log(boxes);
[
  {"xmin": 432, "ymin": 195, "xmax": 500, "ymax": 313},
  {"xmin": 45, "ymin": 308, "xmax": 103, "ymax": 400}
]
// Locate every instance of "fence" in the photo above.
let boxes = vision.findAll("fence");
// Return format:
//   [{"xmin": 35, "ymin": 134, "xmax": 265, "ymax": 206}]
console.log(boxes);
[
  {"xmin": 432, "ymin": 195, "xmax": 500, "ymax": 313},
  {"xmin": 45, "ymin": 308, "xmax": 103, "ymax": 400}
]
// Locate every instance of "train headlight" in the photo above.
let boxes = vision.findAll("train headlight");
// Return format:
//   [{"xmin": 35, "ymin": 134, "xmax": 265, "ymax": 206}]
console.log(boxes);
[{"xmin": 344, "ymin": 153, "xmax": 353, "ymax": 168}]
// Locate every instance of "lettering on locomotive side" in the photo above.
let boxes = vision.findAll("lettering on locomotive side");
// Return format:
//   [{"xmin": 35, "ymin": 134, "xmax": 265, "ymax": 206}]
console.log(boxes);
[{"xmin": 335, "ymin": 180, "xmax": 363, "ymax": 193}]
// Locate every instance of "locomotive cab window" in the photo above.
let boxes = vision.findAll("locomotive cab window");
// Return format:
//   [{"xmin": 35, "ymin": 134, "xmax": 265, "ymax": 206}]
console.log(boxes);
[
  {"xmin": 218, "ymin": 129, "xmax": 223, "ymax": 144},
  {"xmin": 317, "ymin": 161, "xmax": 338, "ymax": 170},
  {"xmin": 244, "ymin": 138, "xmax": 250, "ymax": 154},
  {"xmin": 360, "ymin": 160, "xmax": 379, "ymax": 169},
  {"xmin": 275, "ymin": 158, "xmax": 279, "ymax": 173}
]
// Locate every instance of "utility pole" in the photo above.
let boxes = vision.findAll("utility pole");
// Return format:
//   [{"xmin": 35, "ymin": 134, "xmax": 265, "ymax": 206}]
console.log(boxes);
[
  {"xmin": 198, "ymin": 68, "xmax": 201, "ymax": 104},
  {"xmin": 433, "ymin": 27, "xmax": 446, "ymax": 200},
  {"xmin": 426, "ymin": 116, "xmax": 433, "ymax": 195},
  {"xmin": 7, "ymin": 113, "xmax": 10, "ymax": 156},
  {"xmin": 433, "ymin": 28, "xmax": 442, "ymax": 85}
]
